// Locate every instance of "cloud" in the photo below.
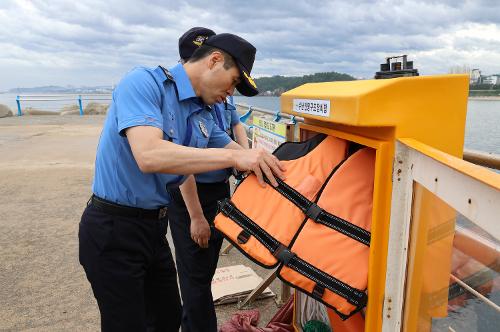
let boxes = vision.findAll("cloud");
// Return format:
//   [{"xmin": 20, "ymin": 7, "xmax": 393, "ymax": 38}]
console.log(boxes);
[{"xmin": 0, "ymin": 0, "xmax": 499, "ymax": 90}]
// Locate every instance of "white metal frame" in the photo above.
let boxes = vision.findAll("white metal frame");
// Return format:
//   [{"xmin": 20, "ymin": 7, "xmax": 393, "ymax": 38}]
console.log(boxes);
[{"xmin": 382, "ymin": 140, "xmax": 500, "ymax": 331}]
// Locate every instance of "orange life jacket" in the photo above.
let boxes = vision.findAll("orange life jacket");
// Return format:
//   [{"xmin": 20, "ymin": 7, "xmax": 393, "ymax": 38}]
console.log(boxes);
[{"xmin": 214, "ymin": 134, "xmax": 375, "ymax": 319}]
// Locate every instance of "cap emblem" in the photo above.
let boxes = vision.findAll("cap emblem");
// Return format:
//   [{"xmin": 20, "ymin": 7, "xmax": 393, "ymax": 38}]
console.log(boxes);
[
  {"xmin": 243, "ymin": 71, "xmax": 257, "ymax": 89},
  {"xmin": 193, "ymin": 35, "xmax": 208, "ymax": 46}
]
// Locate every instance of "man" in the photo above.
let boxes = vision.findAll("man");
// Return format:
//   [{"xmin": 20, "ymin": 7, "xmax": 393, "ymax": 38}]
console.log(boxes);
[
  {"xmin": 168, "ymin": 28, "xmax": 250, "ymax": 332},
  {"xmin": 79, "ymin": 32, "xmax": 284, "ymax": 332}
]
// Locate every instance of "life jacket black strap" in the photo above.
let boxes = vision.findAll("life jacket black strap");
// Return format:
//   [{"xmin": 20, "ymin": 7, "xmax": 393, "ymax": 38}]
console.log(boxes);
[
  {"xmin": 285, "ymin": 254, "xmax": 368, "ymax": 308},
  {"xmin": 316, "ymin": 210, "xmax": 371, "ymax": 246},
  {"xmin": 305, "ymin": 202, "xmax": 322, "ymax": 220},
  {"xmin": 265, "ymin": 176, "xmax": 313, "ymax": 214},
  {"xmin": 218, "ymin": 198, "xmax": 368, "ymax": 311},
  {"xmin": 265, "ymin": 176, "xmax": 371, "ymax": 246},
  {"xmin": 274, "ymin": 245, "xmax": 296, "ymax": 265},
  {"xmin": 218, "ymin": 198, "xmax": 282, "ymax": 254}
]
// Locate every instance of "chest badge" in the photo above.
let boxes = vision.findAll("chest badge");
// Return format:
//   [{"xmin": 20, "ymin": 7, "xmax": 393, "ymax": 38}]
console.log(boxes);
[{"xmin": 198, "ymin": 121, "xmax": 209, "ymax": 138}]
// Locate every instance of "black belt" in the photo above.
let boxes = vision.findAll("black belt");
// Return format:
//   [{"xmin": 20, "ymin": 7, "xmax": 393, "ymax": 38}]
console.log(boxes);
[{"xmin": 89, "ymin": 195, "xmax": 168, "ymax": 220}]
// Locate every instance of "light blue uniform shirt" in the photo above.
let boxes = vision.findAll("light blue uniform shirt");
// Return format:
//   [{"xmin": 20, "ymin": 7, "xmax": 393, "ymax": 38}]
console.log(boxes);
[
  {"xmin": 195, "ymin": 96, "xmax": 241, "ymax": 183},
  {"xmin": 92, "ymin": 64, "xmax": 231, "ymax": 209}
]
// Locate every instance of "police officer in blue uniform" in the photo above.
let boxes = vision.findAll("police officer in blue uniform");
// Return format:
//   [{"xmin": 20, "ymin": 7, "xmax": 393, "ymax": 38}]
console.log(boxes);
[
  {"xmin": 79, "ymin": 32, "xmax": 285, "ymax": 332},
  {"xmin": 167, "ymin": 28, "xmax": 250, "ymax": 332}
]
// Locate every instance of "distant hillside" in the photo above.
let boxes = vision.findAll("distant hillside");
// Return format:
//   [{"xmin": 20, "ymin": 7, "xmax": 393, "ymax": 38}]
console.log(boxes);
[
  {"xmin": 254, "ymin": 72, "xmax": 356, "ymax": 96},
  {"xmin": 469, "ymin": 84, "xmax": 500, "ymax": 97},
  {"xmin": 7, "ymin": 72, "xmax": 357, "ymax": 96},
  {"xmin": 8, "ymin": 85, "xmax": 113, "ymax": 94}
]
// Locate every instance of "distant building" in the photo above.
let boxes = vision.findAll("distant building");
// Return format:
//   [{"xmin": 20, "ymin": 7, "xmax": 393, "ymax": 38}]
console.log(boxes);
[
  {"xmin": 470, "ymin": 69, "xmax": 481, "ymax": 85},
  {"xmin": 481, "ymin": 75, "xmax": 500, "ymax": 85}
]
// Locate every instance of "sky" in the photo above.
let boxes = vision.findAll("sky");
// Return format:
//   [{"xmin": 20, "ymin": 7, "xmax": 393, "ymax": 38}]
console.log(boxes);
[{"xmin": 1, "ymin": 0, "xmax": 500, "ymax": 91}]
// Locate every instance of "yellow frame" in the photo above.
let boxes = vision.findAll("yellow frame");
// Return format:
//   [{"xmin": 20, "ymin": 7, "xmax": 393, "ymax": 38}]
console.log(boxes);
[{"xmin": 299, "ymin": 123, "xmax": 394, "ymax": 331}]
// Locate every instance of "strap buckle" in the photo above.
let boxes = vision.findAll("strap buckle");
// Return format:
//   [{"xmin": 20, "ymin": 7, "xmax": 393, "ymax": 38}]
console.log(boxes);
[
  {"xmin": 305, "ymin": 203, "xmax": 322, "ymax": 220},
  {"xmin": 237, "ymin": 230, "xmax": 251, "ymax": 244},
  {"xmin": 312, "ymin": 284, "xmax": 325, "ymax": 299},
  {"xmin": 218, "ymin": 198, "xmax": 234, "ymax": 217},
  {"xmin": 274, "ymin": 245, "xmax": 296, "ymax": 265}
]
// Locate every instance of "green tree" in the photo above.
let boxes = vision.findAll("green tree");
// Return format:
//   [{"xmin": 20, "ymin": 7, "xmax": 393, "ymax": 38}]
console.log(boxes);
[{"xmin": 254, "ymin": 72, "xmax": 356, "ymax": 96}]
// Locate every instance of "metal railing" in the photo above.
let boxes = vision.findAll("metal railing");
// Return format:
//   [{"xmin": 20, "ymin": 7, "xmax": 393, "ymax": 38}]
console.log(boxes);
[
  {"xmin": 16, "ymin": 94, "xmax": 112, "ymax": 116},
  {"xmin": 235, "ymin": 103, "xmax": 304, "ymax": 147},
  {"xmin": 13, "ymin": 96, "xmax": 500, "ymax": 172},
  {"xmin": 235, "ymin": 102, "xmax": 303, "ymax": 123},
  {"xmin": 463, "ymin": 149, "xmax": 500, "ymax": 170}
]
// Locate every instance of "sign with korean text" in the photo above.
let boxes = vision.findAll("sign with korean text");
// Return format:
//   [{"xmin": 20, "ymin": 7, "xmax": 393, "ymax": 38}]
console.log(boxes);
[
  {"xmin": 293, "ymin": 99, "xmax": 331, "ymax": 118},
  {"xmin": 252, "ymin": 116, "xmax": 287, "ymax": 153}
]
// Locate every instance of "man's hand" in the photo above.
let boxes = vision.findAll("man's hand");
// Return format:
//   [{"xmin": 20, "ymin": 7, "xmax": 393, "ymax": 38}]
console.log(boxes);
[
  {"xmin": 233, "ymin": 148, "xmax": 286, "ymax": 187},
  {"xmin": 190, "ymin": 215, "xmax": 211, "ymax": 248}
]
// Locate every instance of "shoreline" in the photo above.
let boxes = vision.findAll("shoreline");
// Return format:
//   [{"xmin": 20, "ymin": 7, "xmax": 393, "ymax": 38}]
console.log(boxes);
[
  {"xmin": 1, "ymin": 95, "xmax": 499, "ymax": 119},
  {"xmin": 468, "ymin": 96, "xmax": 500, "ymax": 101}
]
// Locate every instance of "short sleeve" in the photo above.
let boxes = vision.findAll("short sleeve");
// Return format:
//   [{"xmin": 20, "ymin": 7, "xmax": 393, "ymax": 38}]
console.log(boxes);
[
  {"xmin": 207, "ymin": 121, "xmax": 232, "ymax": 148},
  {"xmin": 226, "ymin": 96, "xmax": 240, "ymax": 126},
  {"xmin": 229, "ymin": 106, "xmax": 240, "ymax": 126},
  {"xmin": 114, "ymin": 68, "xmax": 163, "ymax": 136}
]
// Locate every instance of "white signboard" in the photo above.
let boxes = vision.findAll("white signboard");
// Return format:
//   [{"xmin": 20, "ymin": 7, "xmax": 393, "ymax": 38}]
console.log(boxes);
[
  {"xmin": 293, "ymin": 99, "xmax": 331, "ymax": 118},
  {"xmin": 252, "ymin": 116, "xmax": 287, "ymax": 153},
  {"xmin": 211, "ymin": 265, "xmax": 274, "ymax": 305}
]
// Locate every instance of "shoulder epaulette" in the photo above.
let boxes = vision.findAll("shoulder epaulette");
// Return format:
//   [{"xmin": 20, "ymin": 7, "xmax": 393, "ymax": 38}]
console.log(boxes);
[{"xmin": 159, "ymin": 65, "xmax": 174, "ymax": 81}]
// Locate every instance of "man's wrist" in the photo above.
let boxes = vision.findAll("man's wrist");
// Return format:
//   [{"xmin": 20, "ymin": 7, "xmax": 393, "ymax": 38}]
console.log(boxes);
[
  {"xmin": 191, "ymin": 217, "xmax": 208, "ymax": 226},
  {"xmin": 228, "ymin": 149, "xmax": 238, "ymax": 168},
  {"xmin": 189, "ymin": 211, "xmax": 205, "ymax": 220}
]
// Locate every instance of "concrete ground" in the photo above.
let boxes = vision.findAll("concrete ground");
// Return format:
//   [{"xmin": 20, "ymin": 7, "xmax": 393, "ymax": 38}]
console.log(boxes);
[{"xmin": 0, "ymin": 115, "xmax": 287, "ymax": 331}]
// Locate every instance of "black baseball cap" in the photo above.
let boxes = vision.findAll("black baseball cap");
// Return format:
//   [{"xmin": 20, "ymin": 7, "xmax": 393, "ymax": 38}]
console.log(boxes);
[
  {"xmin": 204, "ymin": 33, "xmax": 259, "ymax": 97},
  {"xmin": 178, "ymin": 27, "xmax": 216, "ymax": 60}
]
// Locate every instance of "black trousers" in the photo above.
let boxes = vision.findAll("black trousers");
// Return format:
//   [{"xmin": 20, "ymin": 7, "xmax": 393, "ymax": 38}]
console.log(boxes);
[
  {"xmin": 79, "ymin": 203, "xmax": 181, "ymax": 332},
  {"xmin": 168, "ymin": 181, "xmax": 230, "ymax": 332}
]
